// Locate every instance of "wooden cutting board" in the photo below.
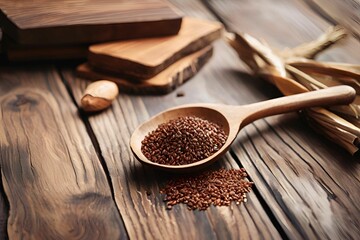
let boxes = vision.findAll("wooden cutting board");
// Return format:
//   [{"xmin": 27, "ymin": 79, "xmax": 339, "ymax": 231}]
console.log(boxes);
[
  {"xmin": 0, "ymin": 0, "xmax": 182, "ymax": 46},
  {"xmin": 88, "ymin": 17, "xmax": 222, "ymax": 79},
  {"xmin": 2, "ymin": 35, "xmax": 88, "ymax": 61},
  {"xmin": 78, "ymin": 46, "xmax": 213, "ymax": 95}
]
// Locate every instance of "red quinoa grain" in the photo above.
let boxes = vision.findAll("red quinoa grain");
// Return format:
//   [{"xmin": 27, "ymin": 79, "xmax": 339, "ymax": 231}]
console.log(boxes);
[
  {"xmin": 160, "ymin": 168, "xmax": 253, "ymax": 210},
  {"xmin": 141, "ymin": 116, "xmax": 227, "ymax": 165}
]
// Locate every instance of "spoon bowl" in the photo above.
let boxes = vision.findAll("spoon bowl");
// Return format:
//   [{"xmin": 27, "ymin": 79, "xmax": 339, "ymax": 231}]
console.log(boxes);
[
  {"xmin": 130, "ymin": 105, "xmax": 233, "ymax": 171},
  {"xmin": 130, "ymin": 86, "xmax": 356, "ymax": 172}
]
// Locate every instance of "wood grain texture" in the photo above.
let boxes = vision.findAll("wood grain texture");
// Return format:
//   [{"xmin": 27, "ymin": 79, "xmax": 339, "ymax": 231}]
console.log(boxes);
[
  {"xmin": 0, "ymin": 0, "xmax": 182, "ymax": 45},
  {"xmin": 62, "ymin": 1, "xmax": 282, "ymax": 239},
  {"xmin": 0, "ymin": 0, "xmax": 357, "ymax": 239},
  {"xmin": 206, "ymin": 0, "xmax": 360, "ymax": 63},
  {"xmin": 0, "ymin": 66, "xmax": 127, "ymax": 239},
  {"xmin": 207, "ymin": 0, "xmax": 360, "ymax": 238},
  {"xmin": 304, "ymin": 0, "xmax": 360, "ymax": 39},
  {"xmin": 88, "ymin": 17, "xmax": 222, "ymax": 79},
  {"xmin": 78, "ymin": 46, "xmax": 213, "ymax": 95}
]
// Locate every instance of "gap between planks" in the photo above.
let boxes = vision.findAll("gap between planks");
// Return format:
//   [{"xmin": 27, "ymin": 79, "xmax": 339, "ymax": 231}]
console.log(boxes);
[{"xmin": 0, "ymin": 166, "xmax": 9, "ymax": 240}]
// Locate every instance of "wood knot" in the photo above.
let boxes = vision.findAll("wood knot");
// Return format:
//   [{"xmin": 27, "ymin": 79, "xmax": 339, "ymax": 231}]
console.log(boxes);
[{"xmin": 7, "ymin": 94, "xmax": 38, "ymax": 111}]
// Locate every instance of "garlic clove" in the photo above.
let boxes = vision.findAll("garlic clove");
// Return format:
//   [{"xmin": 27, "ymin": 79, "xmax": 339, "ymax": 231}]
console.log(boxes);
[{"xmin": 81, "ymin": 80, "xmax": 119, "ymax": 112}]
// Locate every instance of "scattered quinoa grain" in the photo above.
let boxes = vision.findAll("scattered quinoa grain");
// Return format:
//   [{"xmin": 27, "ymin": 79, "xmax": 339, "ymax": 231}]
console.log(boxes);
[{"xmin": 160, "ymin": 168, "xmax": 253, "ymax": 211}]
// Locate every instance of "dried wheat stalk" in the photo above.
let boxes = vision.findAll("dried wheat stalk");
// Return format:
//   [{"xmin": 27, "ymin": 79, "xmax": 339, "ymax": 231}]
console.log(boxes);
[{"xmin": 226, "ymin": 27, "xmax": 360, "ymax": 154}]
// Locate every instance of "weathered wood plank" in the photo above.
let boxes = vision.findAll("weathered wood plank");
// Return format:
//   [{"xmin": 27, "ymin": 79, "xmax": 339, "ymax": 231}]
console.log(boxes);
[
  {"xmin": 63, "ymin": 0, "xmax": 283, "ymax": 239},
  {"xmin": 304, "ymin": 0, "xmax": 360, "ymax": 39},
  {"xmin": 207, "ymin": 0, "xmax": 360, "ymax": 239},
  {"xmin": 0, "ymin": 66, "xmax": 127, "ymax": 239},
  {"xmin": 206, "ymin": 0, "xmax": 359, "ymax": 63}
]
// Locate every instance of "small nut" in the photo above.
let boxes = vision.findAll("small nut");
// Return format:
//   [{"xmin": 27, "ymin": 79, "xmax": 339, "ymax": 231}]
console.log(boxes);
[{"xmin": 81, "ymin": 80, "xmax": 119, "ymax": 112}]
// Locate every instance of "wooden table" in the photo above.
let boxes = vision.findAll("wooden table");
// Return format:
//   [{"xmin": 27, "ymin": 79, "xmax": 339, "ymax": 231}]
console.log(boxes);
[{"xmin": 0, "ymin": 0, "xmax": 359, "ymax": 239}]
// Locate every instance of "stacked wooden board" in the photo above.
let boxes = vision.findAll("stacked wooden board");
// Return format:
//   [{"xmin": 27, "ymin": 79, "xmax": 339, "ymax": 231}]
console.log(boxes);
[
  {"xmin": 0, "ymin": 0, "xmax": 223, "ymax": 94},
  {"xmin": 78, "ymin": 18, "xmax": 223, "ymax": 94},
  {"xmin": 0, "ymin": 0, "xmax": 182, "ymax": 61}
]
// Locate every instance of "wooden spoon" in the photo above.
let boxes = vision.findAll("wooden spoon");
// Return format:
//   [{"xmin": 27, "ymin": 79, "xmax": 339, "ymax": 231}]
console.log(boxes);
[{"xmin": 130, "ymin": 86, "xmax": 355, "ymax": 172}]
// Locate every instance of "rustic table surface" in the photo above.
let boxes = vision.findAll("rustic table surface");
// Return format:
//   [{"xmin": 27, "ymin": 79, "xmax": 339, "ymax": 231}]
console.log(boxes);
[{"xmin": 0, "ymin": 0, "xmax": 359, "ymax": 239}]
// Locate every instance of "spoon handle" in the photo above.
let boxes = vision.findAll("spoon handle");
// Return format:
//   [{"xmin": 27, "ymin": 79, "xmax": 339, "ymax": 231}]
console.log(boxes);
[{"xmin": 241, "ymin": 86, "xmax": 355, "ymax": 126}]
